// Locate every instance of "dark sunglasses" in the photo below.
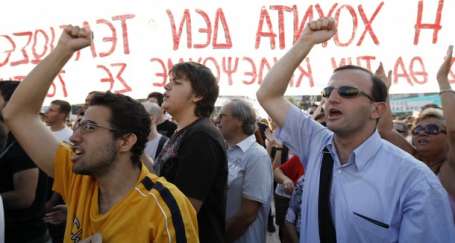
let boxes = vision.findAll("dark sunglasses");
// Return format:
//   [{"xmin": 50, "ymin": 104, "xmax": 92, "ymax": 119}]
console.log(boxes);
[
  {"xmin": 411, "ymin": 124, "xmax": 446, "ymax": 136},
  {"xmin": 321, "ymin": 86, "xmax": 374, "ymax": 101}
]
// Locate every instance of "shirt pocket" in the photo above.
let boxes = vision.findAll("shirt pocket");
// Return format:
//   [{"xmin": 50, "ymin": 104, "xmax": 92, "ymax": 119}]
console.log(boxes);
[
  {"xmin": 227, "ymin": 161, "xmax": 243, "ymax": 187},
  {"xmin": 350, "ymin": 209, "xmax": 395, "ymax": 242}
]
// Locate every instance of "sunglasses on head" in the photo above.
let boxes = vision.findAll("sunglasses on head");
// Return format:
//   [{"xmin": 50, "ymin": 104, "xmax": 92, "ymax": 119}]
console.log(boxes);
[
  {"xmin": 411, "ymin": 124, "xmax": 446, "ymax": 136},
  {"xmin": 321, "ymin": 86, "xmax": 374, "ymax": 101}
]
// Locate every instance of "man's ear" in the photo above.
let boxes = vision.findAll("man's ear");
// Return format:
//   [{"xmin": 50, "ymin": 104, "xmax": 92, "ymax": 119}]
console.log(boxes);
[
  {"xmin": 371, "ymin": 102, "xmax": 387, "ymax": 120},
  {"xmin": 117, "ymin": 133, "xmax": 138, "ymax": 153},
  {"xmin": 191, "ymin": 94, "xmax": 203, "ymax": 103}
]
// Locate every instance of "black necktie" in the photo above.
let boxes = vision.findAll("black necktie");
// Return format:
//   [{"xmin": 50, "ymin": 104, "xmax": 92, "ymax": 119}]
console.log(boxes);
[{"xmin": 318, "ymin": 147, "xmax": 337, "ymax": 243}]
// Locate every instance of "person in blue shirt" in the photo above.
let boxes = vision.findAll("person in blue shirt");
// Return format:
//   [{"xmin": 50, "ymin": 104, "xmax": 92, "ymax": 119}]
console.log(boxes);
[
  {"xmin": 218, "ymin": 99, "xmax": 273, "ymax": 243},
  {"xmin": 377, "ymin": 46, "xmax": 455, "ymax": 222},
  {"xmin": 256, "ymin": 17, "xmax": 455, "ymax": 243}
]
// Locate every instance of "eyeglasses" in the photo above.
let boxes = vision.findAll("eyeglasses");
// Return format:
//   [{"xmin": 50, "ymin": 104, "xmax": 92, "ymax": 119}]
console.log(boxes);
[
  {"xmin": 321, "ymin": 86, "xmax": 374, "ymax": 101},
  {"xmin": 73, "ymin": 120, "xmax": 117, "ymax": 134},
  {"xmin": 411, "ymin": 124, "xmax": 446, "ymax": 136}
]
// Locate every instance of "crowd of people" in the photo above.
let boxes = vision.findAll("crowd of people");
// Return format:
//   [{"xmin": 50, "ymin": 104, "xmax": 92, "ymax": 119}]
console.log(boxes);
[{"xmin": 1, "ymin": 17, "xmax": 455, "ymax": 243}]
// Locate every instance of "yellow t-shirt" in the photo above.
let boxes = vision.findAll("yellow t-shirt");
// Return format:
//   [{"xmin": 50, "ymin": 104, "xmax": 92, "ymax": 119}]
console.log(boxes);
[{"xmin": 52, "ymin": 143, "xmax": 199, "ymax": 243}]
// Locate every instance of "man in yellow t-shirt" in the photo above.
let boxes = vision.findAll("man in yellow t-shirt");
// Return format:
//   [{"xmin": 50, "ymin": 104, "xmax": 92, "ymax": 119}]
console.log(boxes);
[
  {"xmin": 53, "ymin": 143, "xmax": 198, "ymax": 242},
  {"xmin": 3, "ymin": 25, "xmax": 199, "ymax": 242}
]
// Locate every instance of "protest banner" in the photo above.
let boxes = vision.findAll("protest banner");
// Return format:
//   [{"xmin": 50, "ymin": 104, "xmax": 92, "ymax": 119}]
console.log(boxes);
[{"xmin": 0, "ymin": 0, "xmax": 454, "ymax": 104}]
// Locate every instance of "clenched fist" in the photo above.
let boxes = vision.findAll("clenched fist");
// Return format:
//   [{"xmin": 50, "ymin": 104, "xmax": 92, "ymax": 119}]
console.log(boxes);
[
  {"xmin": 300, "ymin": 17, "xmax": 337, "ymax": 45},
  {"xmin": 57, "ymin": 25, "xmax": 93, "ymax": 53}
]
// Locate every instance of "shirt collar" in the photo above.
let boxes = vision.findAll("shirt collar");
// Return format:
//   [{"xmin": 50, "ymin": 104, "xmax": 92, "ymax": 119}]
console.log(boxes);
[
  {"xmin": 235, "ymin": 135, "xmax": 256, "ymax": 153},
  {"xmin": 352, "ymin": 130, "xmax": 383, "ymax": 170},
  {"xmin": 326, "ymin": 130, "xmax": 383, "ymax": 171}
]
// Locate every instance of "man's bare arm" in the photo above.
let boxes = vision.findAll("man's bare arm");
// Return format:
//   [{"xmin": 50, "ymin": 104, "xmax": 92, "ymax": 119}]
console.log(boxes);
[
  {"xmin": 3, "ymin": 26, "xmax": 92, "ymax": 177},
  {"xmin": 257, "ymin": 18, "xmax": 337, "ymax": 127},
  {"xmin": 436, "ymin": 46, "xmax": 455, "ymax": 197}
]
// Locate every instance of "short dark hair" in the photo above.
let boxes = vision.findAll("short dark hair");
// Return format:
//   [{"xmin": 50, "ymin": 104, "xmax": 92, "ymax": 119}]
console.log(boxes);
[
  {"xmin": 333, "ymin": 65, "xmax": 388, "ymax": 102},
  {"xmin": 147, "ymin": 92, "xmax": 164, "ymax": 106},
  {"xmin": 86, "ymin": 91, "xmax": 104, "ymax": 102},
  {"xmin": 0, "ymin": 81, "xmax": 20, "ymax": 102},
  {"xmin": 89, "ymin": 92, "xmax": 151, "ymax": 166},
  {"xmin": 51, "ymin": 100, "xmax": 71, "ymax": 119},
  {"xmin": 170, "ymin": 62, "xmax": 219, "ymax": 117}
]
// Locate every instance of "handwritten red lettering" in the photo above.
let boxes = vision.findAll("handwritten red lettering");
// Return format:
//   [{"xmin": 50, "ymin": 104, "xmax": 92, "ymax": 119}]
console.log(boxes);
[
  {"xmin": 97, "ymin": 19, "xmax": 117, "ymax": 58},
  {"xmin": 393, "ymin": 57, "xmax": 413, "ymax": 86},
  {"xmin": 10, "ymin": 31, "xmax": 32, "ymax": 66},
  {"xmin": 194, "ymin": 9, "xmax": 211, "ymax": 49},
  {"xmin": 270, "ymin": 5, "xmax": 294, "ymax": 49},
  {"xmin": 414, "ymin": 0, "xmax": 444, "ymax": 45},
  {"xmin": 213, "ymin": 8, "xmax": 232, "ymax": 49},
  {"xmin": 151, "ymin": 58, "xmax": 168, "ymax": 87},
  {"xmin": 112, "ymin": 14, "xmax": 134, "ymax": 54},
  {"xmin": 31, "ymin": 29, "xmax": 49, "ymax": 64},
  {"xmin": 167, "ymin": 9, "xmax": 192, "ymax": 50},
  {"xmin": 333, "ymin": 5, "xmax": 358, "ymax": 47},
  {"xmin": 0, "ymin": 35, "xmax": 16, "ymax": 67},
  {"xmin": 357, "ymin": 2, "xmax": 383, "ymax": 46},
  {"xmin": 242, "ymin": 57, "xmax": 257, "ymax": 85},
  {"xmin": 222, "ymin": 57, "xmax": 239, "ymax": 85},
  {"xmin": 409, "ymin": 56, "xmax": 427, "ymax": 84}
]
